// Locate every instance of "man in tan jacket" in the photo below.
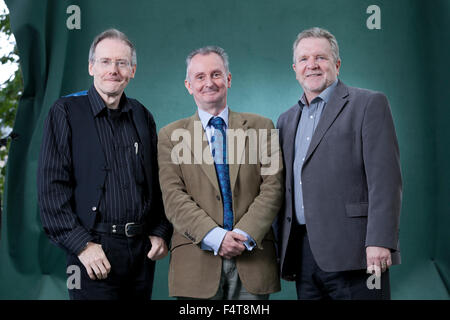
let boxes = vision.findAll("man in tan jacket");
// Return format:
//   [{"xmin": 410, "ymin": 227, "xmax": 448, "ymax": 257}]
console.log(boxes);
[{"xmin": 158, "ymin": 46, "xmax": 283, "ymax": 299}]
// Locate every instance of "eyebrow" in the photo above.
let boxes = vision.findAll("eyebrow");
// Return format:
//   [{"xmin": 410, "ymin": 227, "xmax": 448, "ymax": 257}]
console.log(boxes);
[{"xmin": 193, "ymin": 69, "xmax": 224, "ymax": 76}]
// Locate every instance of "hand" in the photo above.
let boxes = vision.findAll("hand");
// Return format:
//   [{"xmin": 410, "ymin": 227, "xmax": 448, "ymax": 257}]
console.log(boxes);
[
  {"xmin": 147, "ymin": 236, "xmax": 168, "ymax": 261},
  {"xmin": 77, "ymin": 242, "xmax": 111, "ymax": 280},
  {"xmin": 366, "ymin": 246, "xmax": 392, "ymax": 277},
  {"xmin": 218, "ymin": 231, "xmax": 247, "ymax": 259}
]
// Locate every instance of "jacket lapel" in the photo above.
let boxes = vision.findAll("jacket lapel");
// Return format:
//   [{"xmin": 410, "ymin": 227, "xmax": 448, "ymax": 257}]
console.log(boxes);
[
  {"xmin": 304, "ymin": 80, "xmax": 349, "ymax": 164},
  {"xmin": 186, "ymin": 112, "xmax": 221, "ymax": 192},
  {"xmin": 284, "ymin": 105, "xmax": 302, "ymax": 177},
  {"xmin": 227, "ymin": 110, "xmax": 248, "ymax": 192}
]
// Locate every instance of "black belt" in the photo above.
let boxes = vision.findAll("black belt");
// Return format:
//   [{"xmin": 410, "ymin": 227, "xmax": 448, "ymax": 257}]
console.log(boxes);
[{"xmin": 92, "ymin": 222, "xmax": 147, "ymax": 237}]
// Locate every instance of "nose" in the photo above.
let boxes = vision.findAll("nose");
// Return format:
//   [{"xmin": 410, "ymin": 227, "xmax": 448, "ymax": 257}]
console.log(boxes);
[
  {"xmin": 306, "ymin": 57, "xmax": 318, "ymax": 69},
  {"xmin": 107, "ymin": 61, "xmax": 119, "ymax": 72},
  {"xmin": 204, "ymin": 75, "xmax": 214, "ymax": 87}
]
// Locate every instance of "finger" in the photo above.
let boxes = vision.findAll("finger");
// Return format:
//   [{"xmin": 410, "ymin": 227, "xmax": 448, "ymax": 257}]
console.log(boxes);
[
  {"xmin": 148, "ymin": 244, "xmax": 161, "ymax": 260},
  {"xmin": 366, "ymin": 264, "xmax": 374, "ymax": 274},
  {"xmin": 85, "ymin": 265, "xmax": 96, "ymax": 280},
  {"xmin": 228, "ymin": 243, "xmax": 245, "ymax": 255},
  {"xmin": 231, "ymin": 232, "xmax": 248, "ymax": 242},
  {"xmin": 103, "ymin": 257, "xmax": 112, "ymax": 274},
  {"xmin": 90, "ymin": 263, "xmax": 102, "ymax": 280},
  {"xmin": 147, "ymin": 247, "xmax": 156, "ymax": 260},
  {"xmin": 97, "ymin": 262, "xmax": 108, "ymax": 279},
  {"xmin": 153, "ymin": 247, "xmax": 165, "ymax": 260},
  {"xmin": 386, "ymin": 258, "xmax": 392, "ymax": 268},
  {"xmin": 374, "ymin": 263, "xmax": 382, "ymax": 277}
]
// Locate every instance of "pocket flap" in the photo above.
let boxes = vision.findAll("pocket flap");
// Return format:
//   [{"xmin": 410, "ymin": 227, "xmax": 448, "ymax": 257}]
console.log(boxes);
[
  {"xmin": 345, "ymin": 203, "xmax": 369, "ymax": 217},
  {"xmin": 170, "ymin": 232, "xmax": 193, "ymax": 251}
]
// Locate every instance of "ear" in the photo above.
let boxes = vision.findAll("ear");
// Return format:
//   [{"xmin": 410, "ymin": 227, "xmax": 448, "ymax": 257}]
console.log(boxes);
[
  {"xmin": 130, "ymin": 64, "xmax": 137, "ymax": 79},
  {"xmin": 227, "ymin": 73, "xmax": 232, "ymax": 88},
  {"xmin": 292, "ymin": 63, "xmax": 296, "ymax": 72},
  {"xmin": 88, "ymin": 62, "xmax": 94, "ymax": 76},
  {"xmin": 184, "ymin": 79, "xmax": 193, "ymax": 95},
  {"xmin": 335, "ymin": 59, "xmax": 341, "ymax": 76}
]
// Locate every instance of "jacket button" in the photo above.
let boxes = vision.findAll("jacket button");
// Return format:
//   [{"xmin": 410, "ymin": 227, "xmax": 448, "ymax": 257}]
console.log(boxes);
[
  {"xmin": 287, "ymin": 217, "xmax": 291, "ymax": 223},
  {"xmin": 216, "ymin": 195, "xmax": 220, "ymax": 201},
  {"xmin": 92, "ymin": 207, "xmax": 97, "ymax": 212}
]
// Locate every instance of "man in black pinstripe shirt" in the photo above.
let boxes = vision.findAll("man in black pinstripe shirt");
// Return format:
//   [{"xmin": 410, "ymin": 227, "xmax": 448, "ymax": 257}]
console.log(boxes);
[{"xmin": 37, "ymin": 29, "xmax": 172, "ymax": 299}]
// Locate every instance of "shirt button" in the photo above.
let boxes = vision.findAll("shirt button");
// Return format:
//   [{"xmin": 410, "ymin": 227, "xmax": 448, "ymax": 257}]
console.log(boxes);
[
  {"xmin": 302, "ymin": 157, "xmax": 305, "ymax": 161},
  {"xmin": 306, "ymin": 137, "xmax": 310, "ymax": 141},
  {"xmin": 92, "ymin": 207, "xmax": 97, "ymax": 212},
  {"xmin": 300, "ymin": 181, "xmax": 302, "ymax": 185},
  {"xmin": 310, "ymin": 115, "xmax": 314, "ymax": 119}
]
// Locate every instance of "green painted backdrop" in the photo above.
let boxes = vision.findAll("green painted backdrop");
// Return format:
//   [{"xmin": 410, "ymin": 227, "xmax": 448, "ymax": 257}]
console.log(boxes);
[{"xmin": 1, "ymin": 0, "xmax": 448, "ymax": 299}]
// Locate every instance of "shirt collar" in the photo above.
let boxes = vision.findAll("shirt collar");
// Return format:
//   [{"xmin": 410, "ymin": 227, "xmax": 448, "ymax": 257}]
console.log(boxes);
[
  {"xmin": 197, "ymin": 106, "xmax": 229, "ymax": 130},
  {"xmin": 88, "ymin": 85, "xmax": 131, "ymax": 117},
  {"xmin": 299, "ymin": 79, "xmax": 339, "ymax": 108}
]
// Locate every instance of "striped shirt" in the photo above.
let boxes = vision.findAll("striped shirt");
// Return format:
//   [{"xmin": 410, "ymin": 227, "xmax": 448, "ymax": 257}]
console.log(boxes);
[{"xmin": 38, "ymin": 86, "xmax": 148, "ymax": 254}]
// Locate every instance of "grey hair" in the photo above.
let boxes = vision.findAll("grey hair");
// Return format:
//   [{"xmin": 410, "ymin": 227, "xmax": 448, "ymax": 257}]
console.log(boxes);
[
  {"xmin": 292, "ymin": 27, "xmax": 340, "ymax": 64},
  {"xmin": 185, "ymin": 46, "xmax": 230, "ymax": 80},
  {"xmin": 88, "ymin": 28, "xmax": 137, "ymax": 66}
]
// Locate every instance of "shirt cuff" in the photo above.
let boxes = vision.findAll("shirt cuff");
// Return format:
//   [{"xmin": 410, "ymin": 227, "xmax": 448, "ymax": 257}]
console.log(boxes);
[
  {"xmin": 201, "ymin": 227, "xmax": 227, "ymax": 255},
  {"xmin": 233, "ymin": 228, "xmax": 256, "ymax": 251}
]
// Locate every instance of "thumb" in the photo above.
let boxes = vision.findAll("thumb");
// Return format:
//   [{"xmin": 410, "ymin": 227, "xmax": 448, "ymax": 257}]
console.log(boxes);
[
  {"xmin": 147, "ymin": 244, "xmax": 157, "ymax": 260},
  {"xmin": 231, "ymin": 232, "xmax": 248, "ymax": 242}
]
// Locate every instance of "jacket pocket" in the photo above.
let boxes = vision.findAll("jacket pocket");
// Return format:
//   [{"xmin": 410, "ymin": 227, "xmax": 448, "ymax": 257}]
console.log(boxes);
[
  {"xmin": 345, "ymin": 203, "xmax": 369, "ymax": 217},
  {"xmin": 170, "ymin": 233, "xmax": 193, "ymax": 252}
]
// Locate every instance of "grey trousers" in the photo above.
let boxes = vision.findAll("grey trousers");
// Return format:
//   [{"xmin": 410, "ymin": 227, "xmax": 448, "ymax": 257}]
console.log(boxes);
[{"xmin": 178, "ymin": 258, "xmax": 269, "ymax": 300}]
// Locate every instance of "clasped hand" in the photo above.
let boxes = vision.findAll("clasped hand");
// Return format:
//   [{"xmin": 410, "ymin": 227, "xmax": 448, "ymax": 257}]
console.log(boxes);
[{"xmin": 218, "ymin": 231, "xmax": 247, "ymax": 259}]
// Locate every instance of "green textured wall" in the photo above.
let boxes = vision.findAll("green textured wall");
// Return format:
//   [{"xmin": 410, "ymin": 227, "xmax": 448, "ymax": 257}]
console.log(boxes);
[{"xmin": 0, "ymin": 0, "xmax": 448, "ymax": 299}]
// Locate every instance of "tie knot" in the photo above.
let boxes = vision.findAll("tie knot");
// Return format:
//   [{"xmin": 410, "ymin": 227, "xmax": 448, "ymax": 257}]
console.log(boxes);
[{"xmin": 209, "ymin": 116, "xmax": 225, "ymax": 130}]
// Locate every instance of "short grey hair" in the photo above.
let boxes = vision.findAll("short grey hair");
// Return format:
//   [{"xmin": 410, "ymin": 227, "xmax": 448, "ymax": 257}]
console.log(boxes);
[
  {"xmin": 88, "ymin": 28, "xmax": 137, "ymax": 66},
  {"xmin": 185, "ymin": 46, "xmax": 230, "ymax": 80},
  {"xmin": 292, "ymin": 27, "xmax": 340, "ymax": 64}
]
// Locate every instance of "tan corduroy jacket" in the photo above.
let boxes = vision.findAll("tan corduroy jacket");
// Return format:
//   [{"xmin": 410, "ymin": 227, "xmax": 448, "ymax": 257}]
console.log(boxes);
[{"xmin": 158, "ymin": 110, "xmax": 283, "ymax": 298}]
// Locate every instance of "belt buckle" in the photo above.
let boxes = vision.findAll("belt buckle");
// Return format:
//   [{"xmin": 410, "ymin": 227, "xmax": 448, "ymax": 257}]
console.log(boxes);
[{"xmin": 125, "ymin": 222, "xmax": 137, "ymax": 237}]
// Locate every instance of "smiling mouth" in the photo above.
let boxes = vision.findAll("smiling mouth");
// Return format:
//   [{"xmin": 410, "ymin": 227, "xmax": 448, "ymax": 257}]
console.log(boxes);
[{"xmin": 306, "ymin": 73, "xmax": 322, "ymax": 77}]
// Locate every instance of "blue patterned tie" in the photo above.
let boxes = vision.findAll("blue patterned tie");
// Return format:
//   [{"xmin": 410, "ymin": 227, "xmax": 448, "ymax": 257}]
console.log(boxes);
[{"xmin": 209, "ymin": 117, "xmax": 233, "ymax": 231}]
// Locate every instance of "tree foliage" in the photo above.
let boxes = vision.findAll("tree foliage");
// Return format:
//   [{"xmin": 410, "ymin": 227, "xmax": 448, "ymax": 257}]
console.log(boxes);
[{"xmin": 0, "ymin": 10, "xmax": 23, "ymax": 195}]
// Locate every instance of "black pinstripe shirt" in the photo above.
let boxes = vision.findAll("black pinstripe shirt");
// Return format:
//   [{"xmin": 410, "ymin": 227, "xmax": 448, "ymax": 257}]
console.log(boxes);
[{"xmin": 38, "ymin": 86, "xmax": 148, "ymax": 254}]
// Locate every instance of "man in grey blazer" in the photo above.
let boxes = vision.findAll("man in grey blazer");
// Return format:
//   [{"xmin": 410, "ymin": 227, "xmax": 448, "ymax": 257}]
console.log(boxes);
[{"xmin": 276, "ymin": 27, "xmax": 402, "ymax": 299}]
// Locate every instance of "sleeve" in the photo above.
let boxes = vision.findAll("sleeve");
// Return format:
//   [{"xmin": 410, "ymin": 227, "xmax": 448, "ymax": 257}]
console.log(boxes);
[
  {"xmin": 362, "ymin": 92, "xmax": 402, "ymax": 251},
  {"xmin": 37, "ymin": 102, "xmax": 94, "ymax": 255},
  {"xmin": 145, "ymin": 110, "xmax": 173, "ymax": 247},
  {"xmin": 201, "ymin": 226, "xmax": 228, "ymax": 255}
]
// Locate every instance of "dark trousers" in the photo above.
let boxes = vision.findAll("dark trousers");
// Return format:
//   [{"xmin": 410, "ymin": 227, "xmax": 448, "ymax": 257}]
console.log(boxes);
[
  {"xmin": 66, "ymin": 233, "xmax": 155, "ymax": 300},
  {"xmin": 294, "ymin": 224, "xmax": 390, "ymax": 300}
]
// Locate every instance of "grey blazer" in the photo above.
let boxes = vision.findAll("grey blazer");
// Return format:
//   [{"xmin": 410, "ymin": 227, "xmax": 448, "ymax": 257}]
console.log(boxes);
[{"xmin": 276, "ymin": 80, "xmax": 402, "ymax": 280}]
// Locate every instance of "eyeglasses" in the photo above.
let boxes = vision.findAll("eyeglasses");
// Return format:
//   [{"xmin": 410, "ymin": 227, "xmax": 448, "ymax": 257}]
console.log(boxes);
[{"xmin": 94, "ymin": 58, "xmax": 131, "ymax": 69}]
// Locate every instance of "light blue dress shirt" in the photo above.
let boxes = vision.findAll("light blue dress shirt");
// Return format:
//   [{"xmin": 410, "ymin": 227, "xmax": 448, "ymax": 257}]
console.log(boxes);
[
  {"xmin": 197, "ymin": 106, "xmax": 256, "ymax": 255},
  {"xmin": 293, "ymin": 80, "xmax": 338, "ymax": 225}
]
